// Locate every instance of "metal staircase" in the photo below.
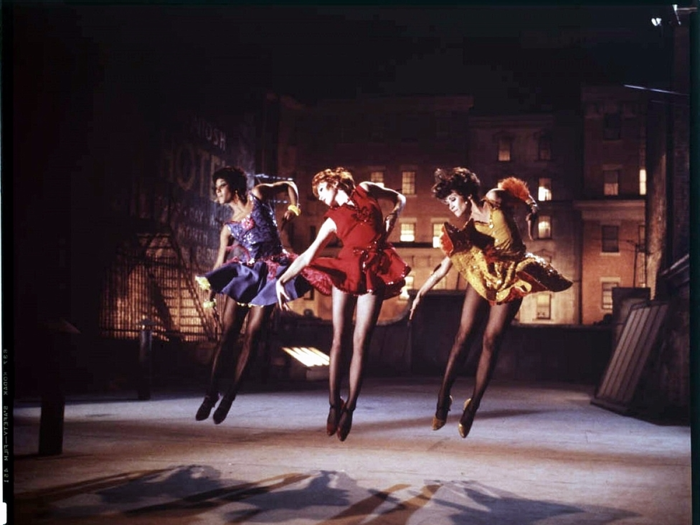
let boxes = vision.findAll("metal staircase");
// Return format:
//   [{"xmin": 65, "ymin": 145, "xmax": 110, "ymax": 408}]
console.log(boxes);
[
  {"xmin": 99, "ymin": 221, "xmax": 219, "ymax": 343},
  {"xmin": 137, "ymin": 228, "xmax": 219, "ymax": 342}
]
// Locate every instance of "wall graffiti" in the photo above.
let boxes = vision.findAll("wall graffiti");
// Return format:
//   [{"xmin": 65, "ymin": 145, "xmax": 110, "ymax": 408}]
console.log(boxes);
[{"xmin": 157, "ymin": 111, "xmax": 257, "ymax": 271}]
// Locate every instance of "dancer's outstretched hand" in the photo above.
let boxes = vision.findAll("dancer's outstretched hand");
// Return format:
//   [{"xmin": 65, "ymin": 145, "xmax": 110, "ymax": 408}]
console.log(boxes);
[{"xmin": 276, "ymin": 279, "xmax": 291, "ymax": 310}]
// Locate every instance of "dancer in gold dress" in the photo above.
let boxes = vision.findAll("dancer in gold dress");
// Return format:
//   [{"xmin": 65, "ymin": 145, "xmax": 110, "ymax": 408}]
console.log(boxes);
[{"xmin": 410, "ymin": 167, "xmax": 572, "ymax": 438}]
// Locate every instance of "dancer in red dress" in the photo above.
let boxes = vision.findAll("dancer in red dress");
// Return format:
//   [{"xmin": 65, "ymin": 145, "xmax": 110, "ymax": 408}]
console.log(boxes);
[{"xmin": 276, "ymin": 167, "xmax": 411, "ymax": 441}]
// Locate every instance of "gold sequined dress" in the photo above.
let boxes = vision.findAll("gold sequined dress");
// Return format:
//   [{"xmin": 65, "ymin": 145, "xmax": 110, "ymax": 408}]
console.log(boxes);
[{"xmin": 439, "ymin": 200, "xmax": 572, "ymax": 305}]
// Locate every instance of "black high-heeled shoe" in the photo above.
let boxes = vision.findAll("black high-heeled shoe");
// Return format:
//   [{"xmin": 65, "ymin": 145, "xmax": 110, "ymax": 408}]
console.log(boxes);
[
  {"xmin": 212, "ymin": 396, "xmax": 235, "ymax": 425},
  {"xmin": 432, "ymin": 395, "xmax": 453, "ymax": 431},
  {"xmin": 458, "ymin": 398, "xmax": 478, "ymax": 439},
  {"xmin": 195, "ymin": 394, "xmax": 219, "ymax": 421},
  {"xmin": 326, "ymin": 399, "xmax": 346, "ymax": 436},
  {"xmin": 336, "ymin": 406, "xmax": 354, "ymax": 442}
]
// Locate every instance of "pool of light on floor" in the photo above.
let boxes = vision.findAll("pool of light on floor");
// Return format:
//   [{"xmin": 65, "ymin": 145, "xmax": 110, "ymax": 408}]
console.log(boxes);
[{"xmin": 281, "ymin": 346, "xmax": 330, "ymax": 367}]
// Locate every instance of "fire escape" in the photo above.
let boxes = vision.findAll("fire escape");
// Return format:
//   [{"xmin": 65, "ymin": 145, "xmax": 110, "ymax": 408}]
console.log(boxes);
[{"xmin": 99, "ymin": 220, "xmax": 219, "ymax": 343}]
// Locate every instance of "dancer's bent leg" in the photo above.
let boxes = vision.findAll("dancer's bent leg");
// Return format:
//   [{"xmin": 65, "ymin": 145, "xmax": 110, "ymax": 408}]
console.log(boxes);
[
  {"xmin": 459, "ymin": 297, "xmax": 522, "ymax": 438},
  {"xmin": 433, "ymin": 286, "xmax": 487, "ymax": 429},
  {"xmin": 213, "ymin": 303, "xmax": 274, "ymax": 424}
]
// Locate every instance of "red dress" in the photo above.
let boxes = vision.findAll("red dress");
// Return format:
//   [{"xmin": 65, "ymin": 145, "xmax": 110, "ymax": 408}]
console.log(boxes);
[{"xmin": 302, "ymin": 185, "xmax": 411, "ymax": 298}]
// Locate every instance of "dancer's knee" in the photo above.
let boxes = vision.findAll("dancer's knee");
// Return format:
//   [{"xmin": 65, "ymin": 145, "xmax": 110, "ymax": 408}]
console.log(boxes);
[{"xmin": 481, "ymin": 331, "xmax": 502, "ymax": 355}]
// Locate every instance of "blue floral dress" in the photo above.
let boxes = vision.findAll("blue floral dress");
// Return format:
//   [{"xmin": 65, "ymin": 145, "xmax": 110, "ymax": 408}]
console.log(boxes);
[{"xmin": 197, "ymin": 194, "xmax": 309, "ymax": 306}]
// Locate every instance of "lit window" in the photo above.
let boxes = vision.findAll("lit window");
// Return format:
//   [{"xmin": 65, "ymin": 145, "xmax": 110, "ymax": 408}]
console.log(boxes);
[
  {"xmin": 602, "ymin": 225, "xmax": 619, "ymax": 252},
  {"xmin": 538, "ymin": 136, "xmax": 552, "ymax": 160},
  {"xmin": 536, "ymin": 294, "xmax": 552, "ymax": 320},
  {"xmin": 637, "ymin": 225, "xmax": 647, "ymax": 287},
  {"xmin": 538, "ymin": 178, "xmax": 552, "ymax": 201},
  {"xmin": 400, "ymin": 222, "xmax": 416, "ymax": 242},
  {"xmin": 602, "ymin": 281, "xmax": 619, "ymax": 310},
  {"xmin": 432, "ymin": 223, "xmax": 443, "ymax": 248},
  {"xmin": 498, "ymin": 137, "xmax": 512, "ymax": 162},
  {"xmin": 537, "ymin": 215, "xmax": 552, "ymax": 239},
  {"xmin": 604, "ymin": 170, "xmax": 620, "ymax": 196},
  {"xmin": 399, "ymin": 274, "xmax": 415, "ymax": 302},
  {"xmin": 604, "ymin": 113, "xmax": 621, "ymax": 140},
  {"xmin": 401, "ymin": 171, "xmax": 416, "ymax": 195},
  {"xmin": 639, "ymin": 168, "xmax": 647, "ymax": 195},
  {"xmin": 370, "ymin": 171, "xmax": 385, "ymax": 186}
]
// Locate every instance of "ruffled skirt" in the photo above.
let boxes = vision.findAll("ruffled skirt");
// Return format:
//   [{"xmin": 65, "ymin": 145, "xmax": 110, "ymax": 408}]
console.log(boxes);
[
  {"xmin": 450, "ymin": 248, "xmax": 572, "ymax": 305},
  {"xmin": 303, "ymin": 243, "xmax": 411, "ymax": 298},
  {"xmin": 197, "ymin": 253, "xmax": 310, "ymax": 307}
]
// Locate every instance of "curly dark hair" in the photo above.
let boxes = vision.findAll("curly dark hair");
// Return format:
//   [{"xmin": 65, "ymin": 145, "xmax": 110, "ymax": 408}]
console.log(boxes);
[
  {"xmin": 212, "ymin": 166, "xmax": 248, "ymax": 202},
  {"xmin": 432, "ymin": 167, "xmax": 481, "ymax": 201},
  {"xmin": 311, "ymin": 167, "xmax": 356, "ymax": 198}
]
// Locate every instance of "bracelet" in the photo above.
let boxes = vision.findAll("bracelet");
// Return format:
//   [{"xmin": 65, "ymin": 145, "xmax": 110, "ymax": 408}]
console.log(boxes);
[
  {"xmin": 195, "ymin": 275, "xmax": 211, "ymax": 291},
  {"xmin": 287, "ymin": 204, "xmax": 301, "ymax": 216}
]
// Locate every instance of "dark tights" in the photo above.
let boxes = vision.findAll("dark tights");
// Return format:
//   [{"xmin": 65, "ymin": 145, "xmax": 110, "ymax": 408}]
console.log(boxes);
[
  {"xmin": 328, "ymin": 288, "xmax": 383, "ymax": 411},
  {"xmin": 437, "ymin": 285, "xmax": 522, "ymax": 410},
  {"xmin": 207, "ymin": 297, "xmax": 274, "ymax": 401}
]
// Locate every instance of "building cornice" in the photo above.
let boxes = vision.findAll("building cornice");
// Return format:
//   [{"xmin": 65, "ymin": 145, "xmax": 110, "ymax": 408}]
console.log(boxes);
[
  {"xmin": 313, "ymin": 95, "xmax": 474, "ymax": 113},
  {"xmin": 467, "ymin": 114, "xmax": 554, "ymax": 127},
  {"xmin": 573, "ymin": 199, "xmax": 645, "ymax": 221}
]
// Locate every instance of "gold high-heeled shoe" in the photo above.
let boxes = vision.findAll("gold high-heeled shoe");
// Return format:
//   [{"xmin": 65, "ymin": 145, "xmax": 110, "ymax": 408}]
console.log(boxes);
[
  {"xmin": 432, "ymin": 395, "xmax": 453, "ymax": 431},
  {"xmin": 458, "ymin": 398, "xmax": 477, "ymax": 439}
]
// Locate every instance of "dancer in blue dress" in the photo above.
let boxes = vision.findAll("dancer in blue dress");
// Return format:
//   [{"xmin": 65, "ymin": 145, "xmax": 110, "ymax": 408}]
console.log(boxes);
[{"xmin": 195, "ymin": 166, "xmax": 308, "ymax": 424}]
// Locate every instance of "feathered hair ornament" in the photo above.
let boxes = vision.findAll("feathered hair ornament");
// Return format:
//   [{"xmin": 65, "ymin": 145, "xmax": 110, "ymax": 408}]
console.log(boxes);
[
  {"xmin": 498, "ymin": 177, "xmax": 539, "ymax": 240},
  {"xmin": 498, "ymin": 177, "xmax": 533, "ymax": 204}
]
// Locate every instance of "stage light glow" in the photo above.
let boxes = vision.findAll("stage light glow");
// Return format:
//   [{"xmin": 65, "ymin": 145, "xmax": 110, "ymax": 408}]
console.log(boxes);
[{"xmin": 281, "ymin": 346, "xmax": 330, "ymax": 367}]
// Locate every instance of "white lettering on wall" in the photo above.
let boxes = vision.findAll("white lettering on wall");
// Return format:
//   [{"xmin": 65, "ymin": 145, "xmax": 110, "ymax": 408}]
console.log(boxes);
[
  {"xmin": 189, "ymin": 114, "xmax": 227, "ymax": 153},
  {"xmin": 161, "ymin": 130, "xmax": 227, "ymax": 199}
]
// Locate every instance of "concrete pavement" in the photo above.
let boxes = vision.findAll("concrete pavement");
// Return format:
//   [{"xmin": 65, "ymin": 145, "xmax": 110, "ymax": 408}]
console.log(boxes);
[{"xmin": 12, "ymin": 377, "xmax": 692, "ymax": 524}]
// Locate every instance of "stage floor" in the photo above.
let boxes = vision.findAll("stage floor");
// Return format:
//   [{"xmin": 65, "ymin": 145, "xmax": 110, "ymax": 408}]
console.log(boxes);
[{"xmin": 12, "ymin": 377, "xmax": 692, "ymax": 524}]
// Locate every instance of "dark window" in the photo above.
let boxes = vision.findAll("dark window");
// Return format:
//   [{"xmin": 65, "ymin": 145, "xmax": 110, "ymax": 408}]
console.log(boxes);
[
  {"xmin": 602, "ymin": 225, "xmax": 619, "ymax": 252},
  {"xmin": 538, "ymin": 135, "xmax": 552, "ymax": 160},
  {"xmin": 604, "ymin": 113, "xmax": 621, "ymax": 140}
]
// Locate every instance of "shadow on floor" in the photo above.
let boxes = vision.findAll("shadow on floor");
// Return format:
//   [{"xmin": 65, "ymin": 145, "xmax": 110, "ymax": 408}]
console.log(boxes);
[{"xmin": 15, "ymin": 465, "xmax": 637, "ymax": 525}]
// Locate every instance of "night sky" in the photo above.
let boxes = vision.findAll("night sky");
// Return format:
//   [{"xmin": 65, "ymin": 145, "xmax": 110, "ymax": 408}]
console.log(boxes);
[{"xmin": 59, "ymin": 4, "xmax": 671, "ymax": 110}]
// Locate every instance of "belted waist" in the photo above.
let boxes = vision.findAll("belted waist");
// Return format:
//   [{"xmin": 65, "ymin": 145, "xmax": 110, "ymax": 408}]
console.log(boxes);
[{"xmin": 353, "ymin": 240, "xmax": 391, "ymax": 273}]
